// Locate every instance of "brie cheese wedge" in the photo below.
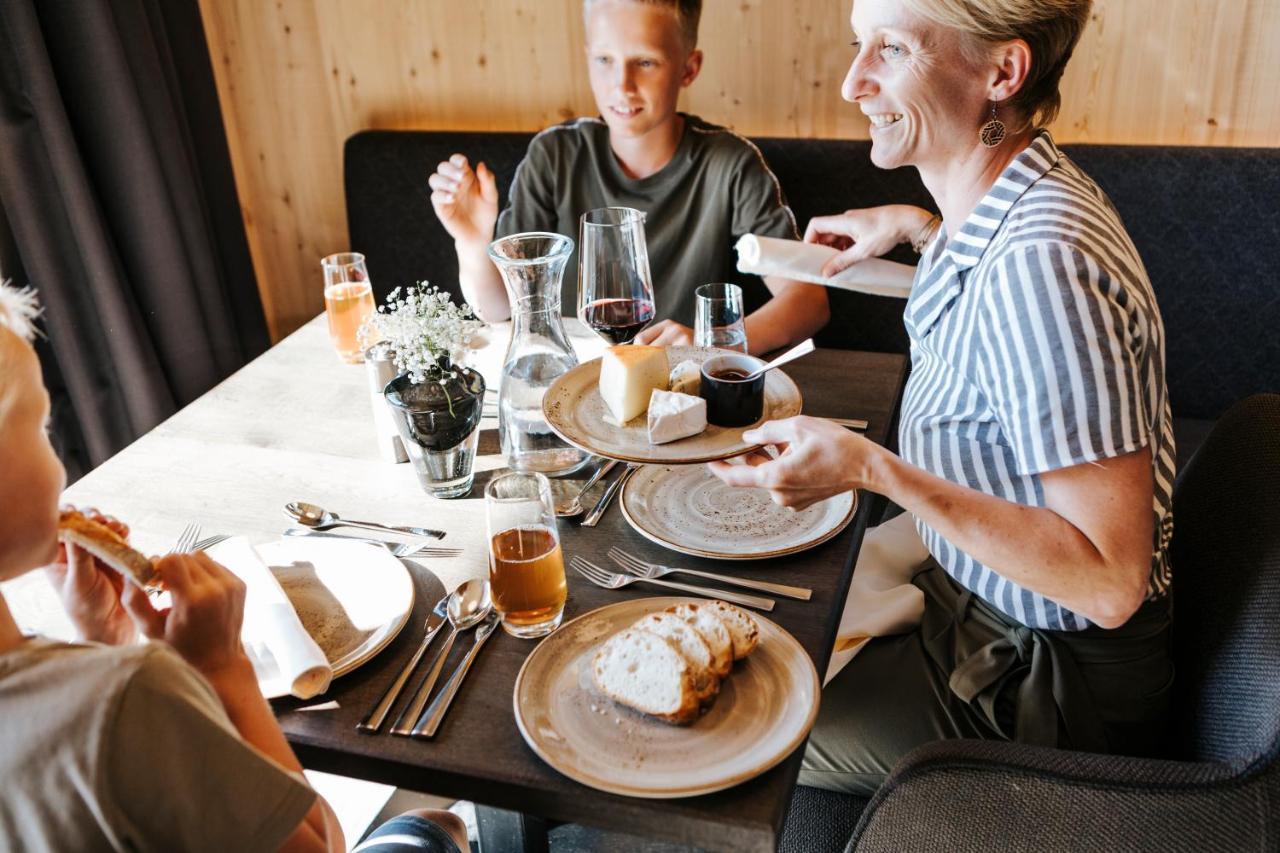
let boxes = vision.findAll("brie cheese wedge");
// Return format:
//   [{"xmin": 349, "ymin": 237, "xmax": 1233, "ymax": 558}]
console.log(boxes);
[
  {"xmin": 647, "ymin": 390, "xmax": 708, "ymax": 444},
  {"xmin": 600, "ymin": 345, "xmax": 668, "ymax": 424},
  {"xmin": 669, "ymin": 360, "xmax": 701, "ymax": 396}
]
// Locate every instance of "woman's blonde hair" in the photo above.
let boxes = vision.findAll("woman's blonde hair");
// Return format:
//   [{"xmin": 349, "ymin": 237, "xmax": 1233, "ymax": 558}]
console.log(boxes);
[{"xmin": 901, "ymin": 0, "xmax": 1091, "ymax": 131}]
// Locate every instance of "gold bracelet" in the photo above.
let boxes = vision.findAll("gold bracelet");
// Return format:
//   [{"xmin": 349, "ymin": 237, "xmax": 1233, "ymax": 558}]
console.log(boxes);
[{"xmin": 910, "ymin": 214, "xmax": 941, "ymax": 254}]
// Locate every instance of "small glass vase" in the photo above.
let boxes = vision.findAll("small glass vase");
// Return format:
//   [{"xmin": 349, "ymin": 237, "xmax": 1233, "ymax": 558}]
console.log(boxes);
[{"xmin": 383, "ymin": 361, "xmax": 485, "ymax": 499}]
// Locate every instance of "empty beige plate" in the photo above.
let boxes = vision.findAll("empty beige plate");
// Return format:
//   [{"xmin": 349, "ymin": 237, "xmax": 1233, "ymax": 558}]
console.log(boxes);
[
  {"xmin": 541, "ymin": 346, "xmax": 803, "ymax": 465},
  {"xmin": 621, "ymin": 465, "xmax": 857, "ymax": 560},
  {"xmin": 513, "ymin": 596, "xmax": 820, "ymax": 798}
]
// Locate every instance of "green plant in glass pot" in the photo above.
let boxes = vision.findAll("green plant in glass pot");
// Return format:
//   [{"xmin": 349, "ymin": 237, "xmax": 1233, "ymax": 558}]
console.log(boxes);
[{"xmin": 362, "ymin": 283, "xmax": 486, "ymax": 498}]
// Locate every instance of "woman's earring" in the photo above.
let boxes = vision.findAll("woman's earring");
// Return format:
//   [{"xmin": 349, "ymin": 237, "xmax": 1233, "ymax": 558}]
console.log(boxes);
[{"xmin": 979, "ymin": 104, "xmax": 1006, "ymax": 148}]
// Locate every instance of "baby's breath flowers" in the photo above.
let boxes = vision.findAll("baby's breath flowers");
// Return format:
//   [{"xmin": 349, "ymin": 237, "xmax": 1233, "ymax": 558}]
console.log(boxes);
[{"xmin": 360, "ymin": 283, "xmax": 482, "ymax": 385}]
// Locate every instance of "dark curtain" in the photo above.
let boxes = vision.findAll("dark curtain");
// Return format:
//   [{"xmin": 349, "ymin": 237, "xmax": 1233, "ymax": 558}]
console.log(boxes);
[{"xmin": 0, "ymin": 0, "xmax": 268, "ymax": 481}]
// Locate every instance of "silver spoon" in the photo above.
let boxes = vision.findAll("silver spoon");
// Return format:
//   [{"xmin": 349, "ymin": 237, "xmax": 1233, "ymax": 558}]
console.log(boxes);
[
  {"xmin": 285, "ymin": 501, "xmax": 445, "ymax": 540},
  {"xmin": 390, "ymin": 578, "xmax": 492, "ymax": 736},
  {"xmin": 744, "ymin": 338, "xmax": 816, "ymax": 381},
  {"xmin": 555, "ymin": 459, "xmax": 619, "ymax": 517}
]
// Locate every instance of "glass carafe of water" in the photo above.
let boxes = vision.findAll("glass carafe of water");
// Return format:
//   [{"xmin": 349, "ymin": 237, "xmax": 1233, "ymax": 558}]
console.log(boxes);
[{"xmin": 488, "ymin": 232, "xmax": 589, "ymax": 476}]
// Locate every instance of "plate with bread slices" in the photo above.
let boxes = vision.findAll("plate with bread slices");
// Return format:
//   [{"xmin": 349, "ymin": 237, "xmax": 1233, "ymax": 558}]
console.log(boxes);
[
  {"xmin": 542, "ymin": 345, "xmax": 802, "ymax": 464},
  {"xmin": 621, "ymin": 464, "xmax": 857, "ymax": 560},
  {"xmin": 513, "ymin": 597, "xmax": 820, "ymax": 798}
]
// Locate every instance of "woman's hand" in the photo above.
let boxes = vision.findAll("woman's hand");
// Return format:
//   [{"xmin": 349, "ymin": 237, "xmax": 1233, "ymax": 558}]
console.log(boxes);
[
  {"xmin": 804, "ymin": 204, "xmax": 936, "ymax": 276},
  {"xmin": 634, "ymin": 319, "xmax": 694, "ymax": 348},
  {"xmin": 428, "ymin": 154, "xmax": 499, "ymax": 250},
  {"xmin": 707, "ymin": 416, "xmax": 884, "ymax": 510},
  {"xmin": 123, "ymin": 552, "xmax": 250, "ymax": 681},
  {"xmin": 43, "ymin": 509, "xmax": 141, "ymax": 645}
]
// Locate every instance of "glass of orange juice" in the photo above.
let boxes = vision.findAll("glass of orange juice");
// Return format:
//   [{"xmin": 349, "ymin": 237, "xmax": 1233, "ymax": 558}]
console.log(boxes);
[
  {"xmin": 321, "ymin": 252, "xmax": 376, "ymax": 363},
  {"xmin": 485, "ymin": 472, "xmax": 567, "ymax": 638}
]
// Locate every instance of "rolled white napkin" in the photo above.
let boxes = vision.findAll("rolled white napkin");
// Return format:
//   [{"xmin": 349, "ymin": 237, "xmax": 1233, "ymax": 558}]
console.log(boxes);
[
  {"xmin": 825, "ymin": 512, "xmax": 931, "ymax": 684},
  {"xmin": 207, "ymin": 537, "xmax": 332, "ymax": 699},
  {"xmin": 735, "ymin": 234, "xmax": 916, "ymax": 298}
]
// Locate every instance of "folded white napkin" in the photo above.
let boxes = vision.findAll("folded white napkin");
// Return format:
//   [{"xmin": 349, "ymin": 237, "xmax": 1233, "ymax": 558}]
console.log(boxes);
[
  {"xmin": 207, "ymin": 537, "xmax": 332, "ymax": 699},
  {"xmin": 735, "ymin": 234, "xmax": 917, "ymax": 298},
  {"xmin": 825, "ymin": 512, "xmax": 931, "ymax": 685}
]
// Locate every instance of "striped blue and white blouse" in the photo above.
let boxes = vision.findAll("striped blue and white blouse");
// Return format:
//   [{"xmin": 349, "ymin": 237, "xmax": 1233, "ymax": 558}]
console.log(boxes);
[{"xmin": 899, "ymin": 131, "xmax": 1175, "ymax": 632}]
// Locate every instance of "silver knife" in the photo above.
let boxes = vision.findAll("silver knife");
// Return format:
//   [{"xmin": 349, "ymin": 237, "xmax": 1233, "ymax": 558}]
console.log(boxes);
[
  {"xmin": 357, "ymin": 594, "xmax": 450, "ymax": 733},
  {"xmin": 411, "ymin": 611, "xmax": 502, "ymax": 738},
  {"xmin": 580, "ymin": 463, "xmax": 638, "ymax": 527}
]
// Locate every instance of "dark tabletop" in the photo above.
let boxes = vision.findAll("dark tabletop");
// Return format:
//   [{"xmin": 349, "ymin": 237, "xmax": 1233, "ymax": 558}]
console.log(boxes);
[{"xmin": 275, "ymin": 349, "xmax": 908, "ymax": 853}]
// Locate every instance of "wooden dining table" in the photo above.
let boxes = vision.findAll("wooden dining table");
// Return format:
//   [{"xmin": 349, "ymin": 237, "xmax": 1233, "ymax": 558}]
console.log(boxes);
[{"xmin": 8, "ymin": 315, "xmax": 907, "ymax": 852}]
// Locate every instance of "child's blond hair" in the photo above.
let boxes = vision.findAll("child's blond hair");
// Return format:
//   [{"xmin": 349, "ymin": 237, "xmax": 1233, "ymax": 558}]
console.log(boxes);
[
  {"xmin": 0, "ymin": 281, "xmax": 40, "ymax": 344},
  {"xmin": 583, "ymin": 0, "xmax": 702, "ymax": 49}
]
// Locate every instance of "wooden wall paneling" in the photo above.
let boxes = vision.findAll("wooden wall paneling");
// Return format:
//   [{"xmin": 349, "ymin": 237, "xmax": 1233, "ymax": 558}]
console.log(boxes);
[{"xmin": 199, "ymin": 0, "xmax": 1280, "ymax": 342}]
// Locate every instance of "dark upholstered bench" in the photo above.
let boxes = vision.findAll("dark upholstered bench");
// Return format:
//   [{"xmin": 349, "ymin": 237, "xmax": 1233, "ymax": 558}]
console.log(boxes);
[{"xmin": 345, "ymin": 131, "xmax": 1279, "ymax": 852}]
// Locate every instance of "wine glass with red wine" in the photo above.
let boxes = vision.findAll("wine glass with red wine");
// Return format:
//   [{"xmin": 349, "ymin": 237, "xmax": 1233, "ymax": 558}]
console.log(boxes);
[{"xmin": 577, "ymin": 207, "xmax": 656, "ymax": 345}]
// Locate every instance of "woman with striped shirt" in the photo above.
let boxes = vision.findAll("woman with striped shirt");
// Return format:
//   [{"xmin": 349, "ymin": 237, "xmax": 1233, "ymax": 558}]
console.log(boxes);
[{"xmin": 711, "ymin": 0, "xmax": 1174, "ymax": 795}]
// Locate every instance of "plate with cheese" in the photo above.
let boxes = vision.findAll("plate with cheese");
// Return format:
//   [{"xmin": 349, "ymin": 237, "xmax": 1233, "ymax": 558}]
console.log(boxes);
[
  {"xmin": 541, "ymin": 345, "xmax": 802, "ymax": 464},
  {"xmin": 512, "ymin": 596, "xmax": 820, "ymax": 798}
]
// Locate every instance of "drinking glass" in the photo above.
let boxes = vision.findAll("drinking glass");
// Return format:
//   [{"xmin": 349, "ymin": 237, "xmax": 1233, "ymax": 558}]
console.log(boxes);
[
  {"xmin": 321, "ymin": 252, "xmax": 376, "ymax": 363},
  {"xmin": 694, "ymin": 282, "xmax": 748, "ymax": 353},
  {"xmin": 485, "ymin": 472, "xmax": 567, "ymax": 638},
  {"xmin": 577, "ymin": 207, "xmax": 656, "ymax": 345}
]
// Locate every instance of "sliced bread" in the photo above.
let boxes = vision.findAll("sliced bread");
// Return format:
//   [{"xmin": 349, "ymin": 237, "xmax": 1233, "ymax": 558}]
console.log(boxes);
[
  {"xmin": 704, "ymin": 601, "xmax": 760, "ymax": 660},
  {"xmin": 591, "ymin": 628, "xmax": 700, "ymax": 725},
  {"xmin": 633, "ymin": 612, "xmax": 720, "ymax": 702},
  {"xmin": 666, "ymin": 602, "xmax": 733, "ymax": 678}
]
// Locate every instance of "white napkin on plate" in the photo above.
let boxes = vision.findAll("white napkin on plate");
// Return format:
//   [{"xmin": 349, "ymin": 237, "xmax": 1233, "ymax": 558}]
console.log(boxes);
[
  {"xmin": 735, "ymin": 234, "xmax": 917, "ymax": 298},
  {"xmin": 207, "ymin": 537, "xmax": 332, "ymax": 699},
  {"xmin": 825, "ymin": 512, "xmax": 931, "ymax": 684}
]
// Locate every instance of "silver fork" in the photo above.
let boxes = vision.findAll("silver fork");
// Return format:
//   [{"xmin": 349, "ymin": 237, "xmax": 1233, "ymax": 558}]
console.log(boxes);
[
  {"xmin": 607, "ymin": 547, "xmax": 812, "ymax": 601},
  {"xmin": 168, "ymin": 522, "xmax": 200, "ymax": 555},
  {"xmin": 191, "ymin": 534, "xmax": 230, "ymax": 552},
  {"xmin": 569, "ymin": 556, "xmax": 775, "ymax": 612}
]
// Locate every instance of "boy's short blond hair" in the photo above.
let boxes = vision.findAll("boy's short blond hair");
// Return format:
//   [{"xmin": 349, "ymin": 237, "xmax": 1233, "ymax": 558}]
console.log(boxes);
[
  {"xmin": 583, "ymin": 0, "xmax": 702, "ymax": 49},
  {"xmin": 0, "ymin": 282, "xmax": 40, "ymax": 344}
]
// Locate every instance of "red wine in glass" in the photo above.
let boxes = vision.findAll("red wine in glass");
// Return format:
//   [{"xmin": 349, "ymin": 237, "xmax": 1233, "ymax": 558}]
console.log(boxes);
[{"xmin": 580, "ymin": 297, "xmax": 655, "ymax": 344}]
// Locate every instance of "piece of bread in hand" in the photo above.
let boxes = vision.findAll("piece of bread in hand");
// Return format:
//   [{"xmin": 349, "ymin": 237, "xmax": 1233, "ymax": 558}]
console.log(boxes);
[
  {"xmin": 592, "ymin": 628, "xmax": 700, "ymax": 725},
  {"xmin": 633, "ymin": 612, "xmax": 720, "ymax": 702},
  {"xmin": 665, "ymin": 602, "xmax": 734, "ymax": 678},
  {"xmin": 57, "ymin": 509, "xmax": 157, "ymax": 589},
  {"xmin": 703, "ymin": 601, "xmax": 760, "ymax": 660}
]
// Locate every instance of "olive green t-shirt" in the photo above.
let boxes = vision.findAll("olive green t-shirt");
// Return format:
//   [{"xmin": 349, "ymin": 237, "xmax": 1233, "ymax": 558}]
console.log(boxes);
[
  {"xmin": 0, "ymin": 638, "xmax": 315, "ymax": 852},
  {"xmin": 495, "ymin": 113, "xmax": 800, "ymax": 326}
]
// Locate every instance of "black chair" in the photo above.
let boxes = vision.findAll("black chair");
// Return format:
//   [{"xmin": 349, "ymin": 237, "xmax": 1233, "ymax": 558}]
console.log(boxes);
[{"xmin": 785, "ymin": 393, "xmax": 1280, "ymax": 852}]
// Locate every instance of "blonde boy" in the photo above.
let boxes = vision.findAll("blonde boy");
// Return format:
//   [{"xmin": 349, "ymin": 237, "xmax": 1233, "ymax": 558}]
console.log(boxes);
[{"xmin": 429, "ymin": 0, "xmax": 829, "ymax": 355}]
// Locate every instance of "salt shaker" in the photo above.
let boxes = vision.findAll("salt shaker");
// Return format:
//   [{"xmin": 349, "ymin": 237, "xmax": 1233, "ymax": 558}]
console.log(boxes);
[{"xmin": 364, "ymin": 342, "xmax": 408, "ymax": 463}]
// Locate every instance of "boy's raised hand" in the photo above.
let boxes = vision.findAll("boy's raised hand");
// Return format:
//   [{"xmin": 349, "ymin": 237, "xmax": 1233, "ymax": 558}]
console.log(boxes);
[
  {"xmin": 429, "ymin": 154, "xmax": 499, "ymax": 249},
  {"xmin": 44, "ymin": 508, "xmax": 138, "ymax": 645},
  {"xmin": 123, "ymin": 552, "xmax": 250, "ymax": 681}
]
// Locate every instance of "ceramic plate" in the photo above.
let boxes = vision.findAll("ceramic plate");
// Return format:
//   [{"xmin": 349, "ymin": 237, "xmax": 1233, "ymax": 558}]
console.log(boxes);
[
  {"xmin": 513, "ymin": 596, "xmax": 820, "ymax": 798},
  {"xmin": 621, "ymin": 465, "xmax": 857, "ymax": 560},
  {"xmin": 542, "ymin": 346, "xmax": 803, "ymax": 464},
  {"xmin": 253, "ymin": 538, "xmax": 416, "ymax": 699}
]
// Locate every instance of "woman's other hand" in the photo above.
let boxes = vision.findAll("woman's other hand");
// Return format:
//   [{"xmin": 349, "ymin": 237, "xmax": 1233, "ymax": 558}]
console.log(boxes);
[
  {"xmin": 44, "ymin": 509, "xmax": 139, "ymax": 645},
  {"xmin": 428, "ymin": 153, "xmax": 499, "ymax": 250},
  {"xmin": 707, "ymin": 416, "xmax": 884, "ymax": 510},
  {"xmin": 804, "ymin": 204, "xmax": 936, "ymax": 276},
  {"xmin": 123, "ymin": 552, "xmax": 249, "ymax": 681},
  {"xmin": 634, "ymin": 319, "xmax": 694, "ymax": 348}
]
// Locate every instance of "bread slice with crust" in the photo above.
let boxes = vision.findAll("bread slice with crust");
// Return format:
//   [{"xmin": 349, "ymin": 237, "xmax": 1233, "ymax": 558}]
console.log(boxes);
[
  {"xmin": 704, "ymin": 601, "xmax": 760, "ymax": 660},
  {"xmin": 591, "ymin": 627, "xmax": 700, "ymax": 725},
  {"xmin": 666, "ymin": 602, "xmax": 734, "ymax": 678},
  {"xmin": 633, "ymin": 612, "xmax": 719, "ymax": 702},
  {"xmin": 57, "ymin": 510, "xmax": 157, "ymax": 589}
]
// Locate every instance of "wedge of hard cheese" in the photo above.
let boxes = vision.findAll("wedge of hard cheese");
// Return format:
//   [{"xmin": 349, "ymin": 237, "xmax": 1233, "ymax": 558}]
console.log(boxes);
[
  {"xmin": 599, "ymin": 345, "xmax": 668, "ymax": 424},
  {"xmin": 647, "ymin": 390, "xmax": 707, "ymax": 444},
  {"xmin": 57, "ymin": 510, "xmax": 157, "ymax": 589},
  {"xmin": 592, "ymin": 627, "xmax": 700, "ymax": 724}
]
